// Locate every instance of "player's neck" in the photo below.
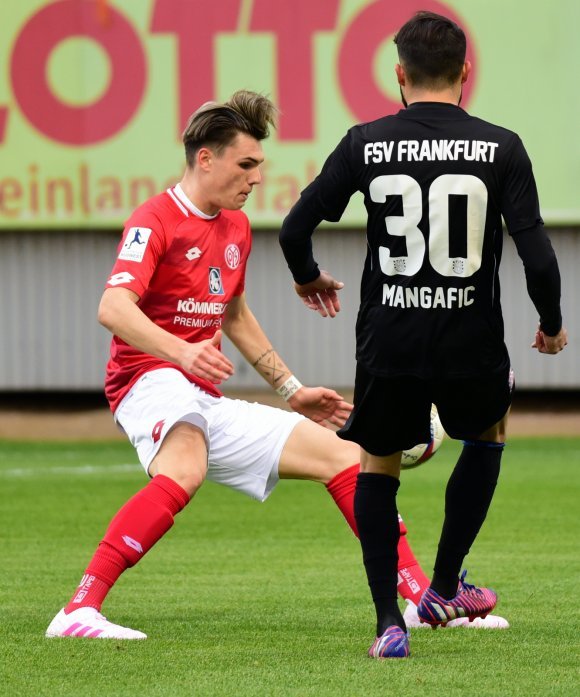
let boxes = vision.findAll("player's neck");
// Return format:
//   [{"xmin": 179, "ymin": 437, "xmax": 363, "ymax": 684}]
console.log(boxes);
[
  {"xmin": 178, "ymin": 176, "xmax": 220, "ymax": 217},
  {"xmin": 405, "ymin": 94, "xmax": 461, "ymax": 107},
  {"xmin": 403, "ymin": 84, "xmax": 463, "ymax": 108}
]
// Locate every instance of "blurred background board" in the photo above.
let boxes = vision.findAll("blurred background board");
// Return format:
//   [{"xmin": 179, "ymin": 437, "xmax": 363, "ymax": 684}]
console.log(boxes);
[{"xmin": 0, "ymin": 0, "xmax": 577, "ymax": 392}]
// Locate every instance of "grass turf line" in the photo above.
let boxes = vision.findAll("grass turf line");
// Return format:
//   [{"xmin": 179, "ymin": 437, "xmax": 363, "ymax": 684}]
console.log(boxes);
[{"xmin": 0, "ymin": 437, "xmax": 579, "ymax": 696}]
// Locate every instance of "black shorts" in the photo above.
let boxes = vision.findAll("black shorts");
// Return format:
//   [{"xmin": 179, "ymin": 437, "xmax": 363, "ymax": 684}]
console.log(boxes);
[{"xmin": 338, "ymin": 363, "xmax": 514, "ymax": 456}]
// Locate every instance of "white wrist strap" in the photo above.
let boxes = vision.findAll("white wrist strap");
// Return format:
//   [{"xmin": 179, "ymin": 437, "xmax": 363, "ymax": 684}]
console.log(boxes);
[{"xmin": 276, "ymin": 375, "xmax": 303, "ymax": 401}]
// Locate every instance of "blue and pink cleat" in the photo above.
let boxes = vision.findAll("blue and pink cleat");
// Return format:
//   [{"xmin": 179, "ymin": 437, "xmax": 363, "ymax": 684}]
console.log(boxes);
[
  {"xmin": 417, "ymin": 570, "xmax": 498, "ymax": 628},
  {"xmin": 368, "ymin": 625, "xmax": 410, "ymax": 659}
]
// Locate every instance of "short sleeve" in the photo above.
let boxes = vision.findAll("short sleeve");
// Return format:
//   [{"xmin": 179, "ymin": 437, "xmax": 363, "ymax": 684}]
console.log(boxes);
[{"xmin": 106, "ymin": 211, "xmax": 167, "ymax": 298}]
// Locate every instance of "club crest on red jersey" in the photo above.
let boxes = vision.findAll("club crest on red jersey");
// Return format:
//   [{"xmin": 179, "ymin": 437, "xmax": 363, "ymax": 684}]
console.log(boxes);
[
  {"xmin": 209, "ymin": 267, "xmax": 224, "ymax": 295},
  {"xmin": 224, "ymin": 243, "xmax": 240, "ymax": 269}
]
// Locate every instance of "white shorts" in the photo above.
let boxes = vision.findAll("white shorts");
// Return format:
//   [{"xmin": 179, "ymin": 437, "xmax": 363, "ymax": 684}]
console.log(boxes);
[{"xmin": 114, "ymin": 368, "xmax": 305, "ymax": 501}]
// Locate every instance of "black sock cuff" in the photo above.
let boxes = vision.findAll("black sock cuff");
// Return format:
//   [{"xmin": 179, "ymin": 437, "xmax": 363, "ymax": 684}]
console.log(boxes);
[
  {"xmin": 462, "ymin": 439, "xmax": 505, "ymax": 450},
  {"xmin": 356, "ymin": 472, "xmax": 400, "ymax": 493}
]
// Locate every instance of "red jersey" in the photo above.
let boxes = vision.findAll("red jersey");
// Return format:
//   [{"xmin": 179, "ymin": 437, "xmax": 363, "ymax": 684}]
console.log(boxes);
[{"xmin": 104, "ymin": 184, "xmax": 251, "ymax": 412}]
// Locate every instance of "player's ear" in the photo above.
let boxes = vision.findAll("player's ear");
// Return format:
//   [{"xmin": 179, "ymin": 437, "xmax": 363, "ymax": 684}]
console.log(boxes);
[
  {"xmin": 395, "ymin": 63, "xmax": 406, "ymax": 86},
  {"xmin": 197, "ymin": 147, "xmax": 213, "ymax": 172},
  {"xmin": 461, "ymin": 61, "xmax": 471, "ymax": 84}
]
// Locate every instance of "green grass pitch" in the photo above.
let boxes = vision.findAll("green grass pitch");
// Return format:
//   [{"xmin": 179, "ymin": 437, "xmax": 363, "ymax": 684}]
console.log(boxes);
[{"xmin": 1, "ymin": 437, "xmax": 579, "ymax": 696}]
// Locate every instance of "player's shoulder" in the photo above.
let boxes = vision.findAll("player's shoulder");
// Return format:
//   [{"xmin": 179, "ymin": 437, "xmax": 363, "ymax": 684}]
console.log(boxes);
[
  {"xmin": 465, "ymin": 113, "xmax": 522, "ymax": 143},
  {"xmin": 344, "ymin": 112, "xmax": 411, "ymax": 148},
  {"xmin": 134, "ymin": 189, "xmax": 184, "ymax": 219},
  {"xmin": 347, "ymin": 115, "xmax": 393, "ymax": 139},
  {"xmin": 125, "ymin": 189, "xmax": 186, "ymax": 232}
]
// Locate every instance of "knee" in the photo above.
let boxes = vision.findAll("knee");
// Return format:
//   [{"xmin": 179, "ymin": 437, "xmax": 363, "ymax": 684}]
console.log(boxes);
[
  {"xmin": 317, "ymin": 444, "xmax": 361, "ymax": 484},
  {"xmin": 148, "ymin": 422, "xmax": 208, "ymax": 497},
  {"xmin": 164, "ymin": 467, "xmax": 206, "ymax": 498},
  {"xmin": 149, "ymin": 453, "xmax": 207, "ymax": 498}
]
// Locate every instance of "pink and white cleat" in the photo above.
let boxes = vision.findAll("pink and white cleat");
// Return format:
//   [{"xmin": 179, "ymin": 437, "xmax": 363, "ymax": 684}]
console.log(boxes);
[{"xmin": 46, "ymin": 607, "xmax": 147, "ymax": 639}]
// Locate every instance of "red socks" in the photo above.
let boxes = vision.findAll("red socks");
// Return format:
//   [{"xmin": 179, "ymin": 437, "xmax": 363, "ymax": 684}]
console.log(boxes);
[
  {"xmin": 325, "ymin": 464, "xmax": 359, "ymax": 533},
  {"xmin": 65, "ymin": 465, "xmax": 430, "ymax": 614},
  {"xmin": 395, "ymin": 517, "xmax": 431, "ymax": 605},
  {"xmin": 64, "ymin": 475, "xmax": 190, "ymax": 614},
  {"xmin": 326, "ymin": 464, "xmax": 430, "ymax": 604}
]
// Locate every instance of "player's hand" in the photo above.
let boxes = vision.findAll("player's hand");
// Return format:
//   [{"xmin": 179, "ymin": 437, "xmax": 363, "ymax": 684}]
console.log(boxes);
[
  {"xmin": 179, "ymin": 329, "xmax": 235, "ymax": 383},
  {"xmin": 287, "ymin": 386, "xmax": 353, "ymax": 429},
  {"xmin": 294, "ymin": 270, "xmax": 344, "ymax": 318},
  {"xmin": 531, "ymin": 325, "xmax": 568, "ymax": 354}
]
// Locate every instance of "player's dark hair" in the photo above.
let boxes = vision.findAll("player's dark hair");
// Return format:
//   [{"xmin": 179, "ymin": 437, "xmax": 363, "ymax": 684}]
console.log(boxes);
[
  {"xmin": 182, "ymin": 90, "xmax": 278, "ymax": 167},
  {"xmin": 394, "ymin": 11, "xmax": 466, "ymax": 87}
]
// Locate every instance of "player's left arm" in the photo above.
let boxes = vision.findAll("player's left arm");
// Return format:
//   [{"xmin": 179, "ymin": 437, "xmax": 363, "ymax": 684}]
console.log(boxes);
[
  {"xmin": 502, "ymin": 135, "xmax": 568, "ymax": 354},
  {"xmin": 222, "ymin": 293, "xmax": 352, "ymax": 427},
  {"xmin": 510, "ymin": 227, "xmax": 568, "ymax": 353}
]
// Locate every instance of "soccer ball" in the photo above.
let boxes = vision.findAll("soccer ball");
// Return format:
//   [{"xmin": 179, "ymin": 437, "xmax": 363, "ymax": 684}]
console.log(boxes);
[{"xmin": 401, "ymin": 405, "xmax": 445, "ymax": 470}]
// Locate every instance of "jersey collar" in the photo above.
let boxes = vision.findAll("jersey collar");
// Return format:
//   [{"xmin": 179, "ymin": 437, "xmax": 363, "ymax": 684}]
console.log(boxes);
[
  {"xmin": 400, "ymin": 102, "xmax": 469, "ymax": 118},
  {"xmin": 170, "ymin": 183, "xmax": 220, "ymax": 220}
]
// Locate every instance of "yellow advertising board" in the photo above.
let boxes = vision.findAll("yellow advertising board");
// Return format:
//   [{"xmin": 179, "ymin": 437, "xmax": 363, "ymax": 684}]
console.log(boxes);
[{"xmin": 0, "ymin": 0, "xmax": 578, "ymax": 228}]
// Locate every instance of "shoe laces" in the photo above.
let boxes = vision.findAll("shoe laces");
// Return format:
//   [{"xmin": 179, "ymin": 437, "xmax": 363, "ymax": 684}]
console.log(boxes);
[{"xmin": 458, "ymin": 569, "xmax": 482, "ymax": 596}]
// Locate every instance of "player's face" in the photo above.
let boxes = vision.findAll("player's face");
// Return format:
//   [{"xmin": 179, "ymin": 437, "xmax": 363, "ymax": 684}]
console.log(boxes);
[{"xmin": 206, "ymin": 133, "xmax": 264, "ymax": 212}]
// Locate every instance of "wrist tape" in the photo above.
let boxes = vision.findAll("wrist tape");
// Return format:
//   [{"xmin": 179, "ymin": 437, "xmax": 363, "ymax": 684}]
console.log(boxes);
[{"xmin": 276, "ymin": 375, "xmax": 303, "ymax": 401}]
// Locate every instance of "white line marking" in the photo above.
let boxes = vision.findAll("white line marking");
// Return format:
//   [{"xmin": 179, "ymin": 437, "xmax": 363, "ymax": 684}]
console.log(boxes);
[{"xmin": 0, "ymin": 463, "xmax": 141, "ymax": 478}]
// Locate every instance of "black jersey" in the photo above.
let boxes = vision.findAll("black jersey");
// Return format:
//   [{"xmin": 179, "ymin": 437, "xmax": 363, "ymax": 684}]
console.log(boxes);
[{"xmin": 280, "ymin": 102, "xmax": 560, "ymax": 379}]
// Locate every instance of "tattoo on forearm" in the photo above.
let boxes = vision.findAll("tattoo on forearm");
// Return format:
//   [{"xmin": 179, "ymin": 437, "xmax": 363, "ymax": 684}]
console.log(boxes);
[{"xmin": 252, "ymin": 348, "xmax": 289, "ymax": 385}]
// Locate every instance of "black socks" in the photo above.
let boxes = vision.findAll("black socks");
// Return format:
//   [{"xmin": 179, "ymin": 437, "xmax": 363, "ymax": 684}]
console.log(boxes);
[
  {"xmin": 354, "ymin": 472, "xmax": 404, "ymax": 634},
  {"xmin": 431, "ymin": 440, "xmax": 504, "ymax": 599}
]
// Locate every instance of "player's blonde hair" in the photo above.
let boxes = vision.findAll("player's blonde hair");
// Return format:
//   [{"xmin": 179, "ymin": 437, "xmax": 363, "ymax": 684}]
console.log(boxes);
[{"xmin": 182, "ymin": 90, "xmax": 278, "ymax": 166}]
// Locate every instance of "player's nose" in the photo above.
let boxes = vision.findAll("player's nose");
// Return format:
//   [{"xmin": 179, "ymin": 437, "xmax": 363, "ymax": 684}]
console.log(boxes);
[{"xmin": 249, "ymin": 167, "xmax": 262, "ymax": 185}]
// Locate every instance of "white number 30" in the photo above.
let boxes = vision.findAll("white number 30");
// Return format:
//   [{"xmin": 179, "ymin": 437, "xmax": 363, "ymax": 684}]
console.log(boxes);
[{"xmin": 369, "ymin": 174, "xmax": 488, "ymax": 278}]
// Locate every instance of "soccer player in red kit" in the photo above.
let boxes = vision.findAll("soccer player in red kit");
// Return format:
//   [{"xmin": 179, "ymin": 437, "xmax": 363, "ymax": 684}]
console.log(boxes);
[{"xmin": 46, "ymin": 90, "xmax": 507, "ymax": 640}]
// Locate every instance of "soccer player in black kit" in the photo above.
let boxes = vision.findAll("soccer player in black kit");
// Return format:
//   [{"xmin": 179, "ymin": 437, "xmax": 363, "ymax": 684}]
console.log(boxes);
[{"xmin": 279, "ymin": 11, "xmax": 568, "ymax": 659}]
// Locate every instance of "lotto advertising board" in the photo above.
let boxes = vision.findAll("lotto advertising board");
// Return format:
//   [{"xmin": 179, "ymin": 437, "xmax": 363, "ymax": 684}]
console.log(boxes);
[{"xmin": 0, "ymin": 0, "xmax": 578, "ymax": 228}]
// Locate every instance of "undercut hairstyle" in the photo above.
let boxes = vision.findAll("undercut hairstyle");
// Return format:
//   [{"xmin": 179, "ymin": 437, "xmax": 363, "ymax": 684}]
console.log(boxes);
[
  {"xmin": 182, "ymin": 90, "xmax": 278, "ymax": 167},
  {"xmin": 394, "ymin": 11, "xmax": 466, "ymax": 88}
]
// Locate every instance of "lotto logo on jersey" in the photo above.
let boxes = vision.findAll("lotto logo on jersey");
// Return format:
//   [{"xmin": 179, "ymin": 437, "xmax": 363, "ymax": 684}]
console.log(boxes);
[
  {"xmin": 224, "ymin": 243, "xmax": 240, "ymax": 270},
  {"xmin": 107, "ymin": 271, "xmax": 135, "ymax": 286},
  {"xmin": 118, "ymin": 227, "xmax": 152, "ymax": 262},
  {"xmin": 208, "ymin": 267, "xmax": 224, "ymax": 295}
]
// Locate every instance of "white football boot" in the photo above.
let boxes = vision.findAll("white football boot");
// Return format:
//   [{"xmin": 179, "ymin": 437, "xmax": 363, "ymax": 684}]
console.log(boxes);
[
  {"xmin": 46, "ymin": 607, "xmax": 147, "ymax": 639},
  {"xmin": 403, "ymin": 599, "xmax": 509, "ymax": 629}
]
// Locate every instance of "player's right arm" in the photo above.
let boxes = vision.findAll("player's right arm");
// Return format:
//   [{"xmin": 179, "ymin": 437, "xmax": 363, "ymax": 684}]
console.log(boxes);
[
  {"xmin": 98, "ymin": 287, "xmax": 234, "ymax": 383},
  {"xmin": 279, "ymin": 132, "xmax": 357, "ymax": 317}
]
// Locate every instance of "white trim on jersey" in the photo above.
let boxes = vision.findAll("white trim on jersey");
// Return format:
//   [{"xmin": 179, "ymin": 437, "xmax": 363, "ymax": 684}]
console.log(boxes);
[
  {"xmin": 166, "ymin": 187, "xmax": 189, "ymax": 217},
  {"xmin": 174, "ymin": 183, "xmax": 218, "ymax": 220}
]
